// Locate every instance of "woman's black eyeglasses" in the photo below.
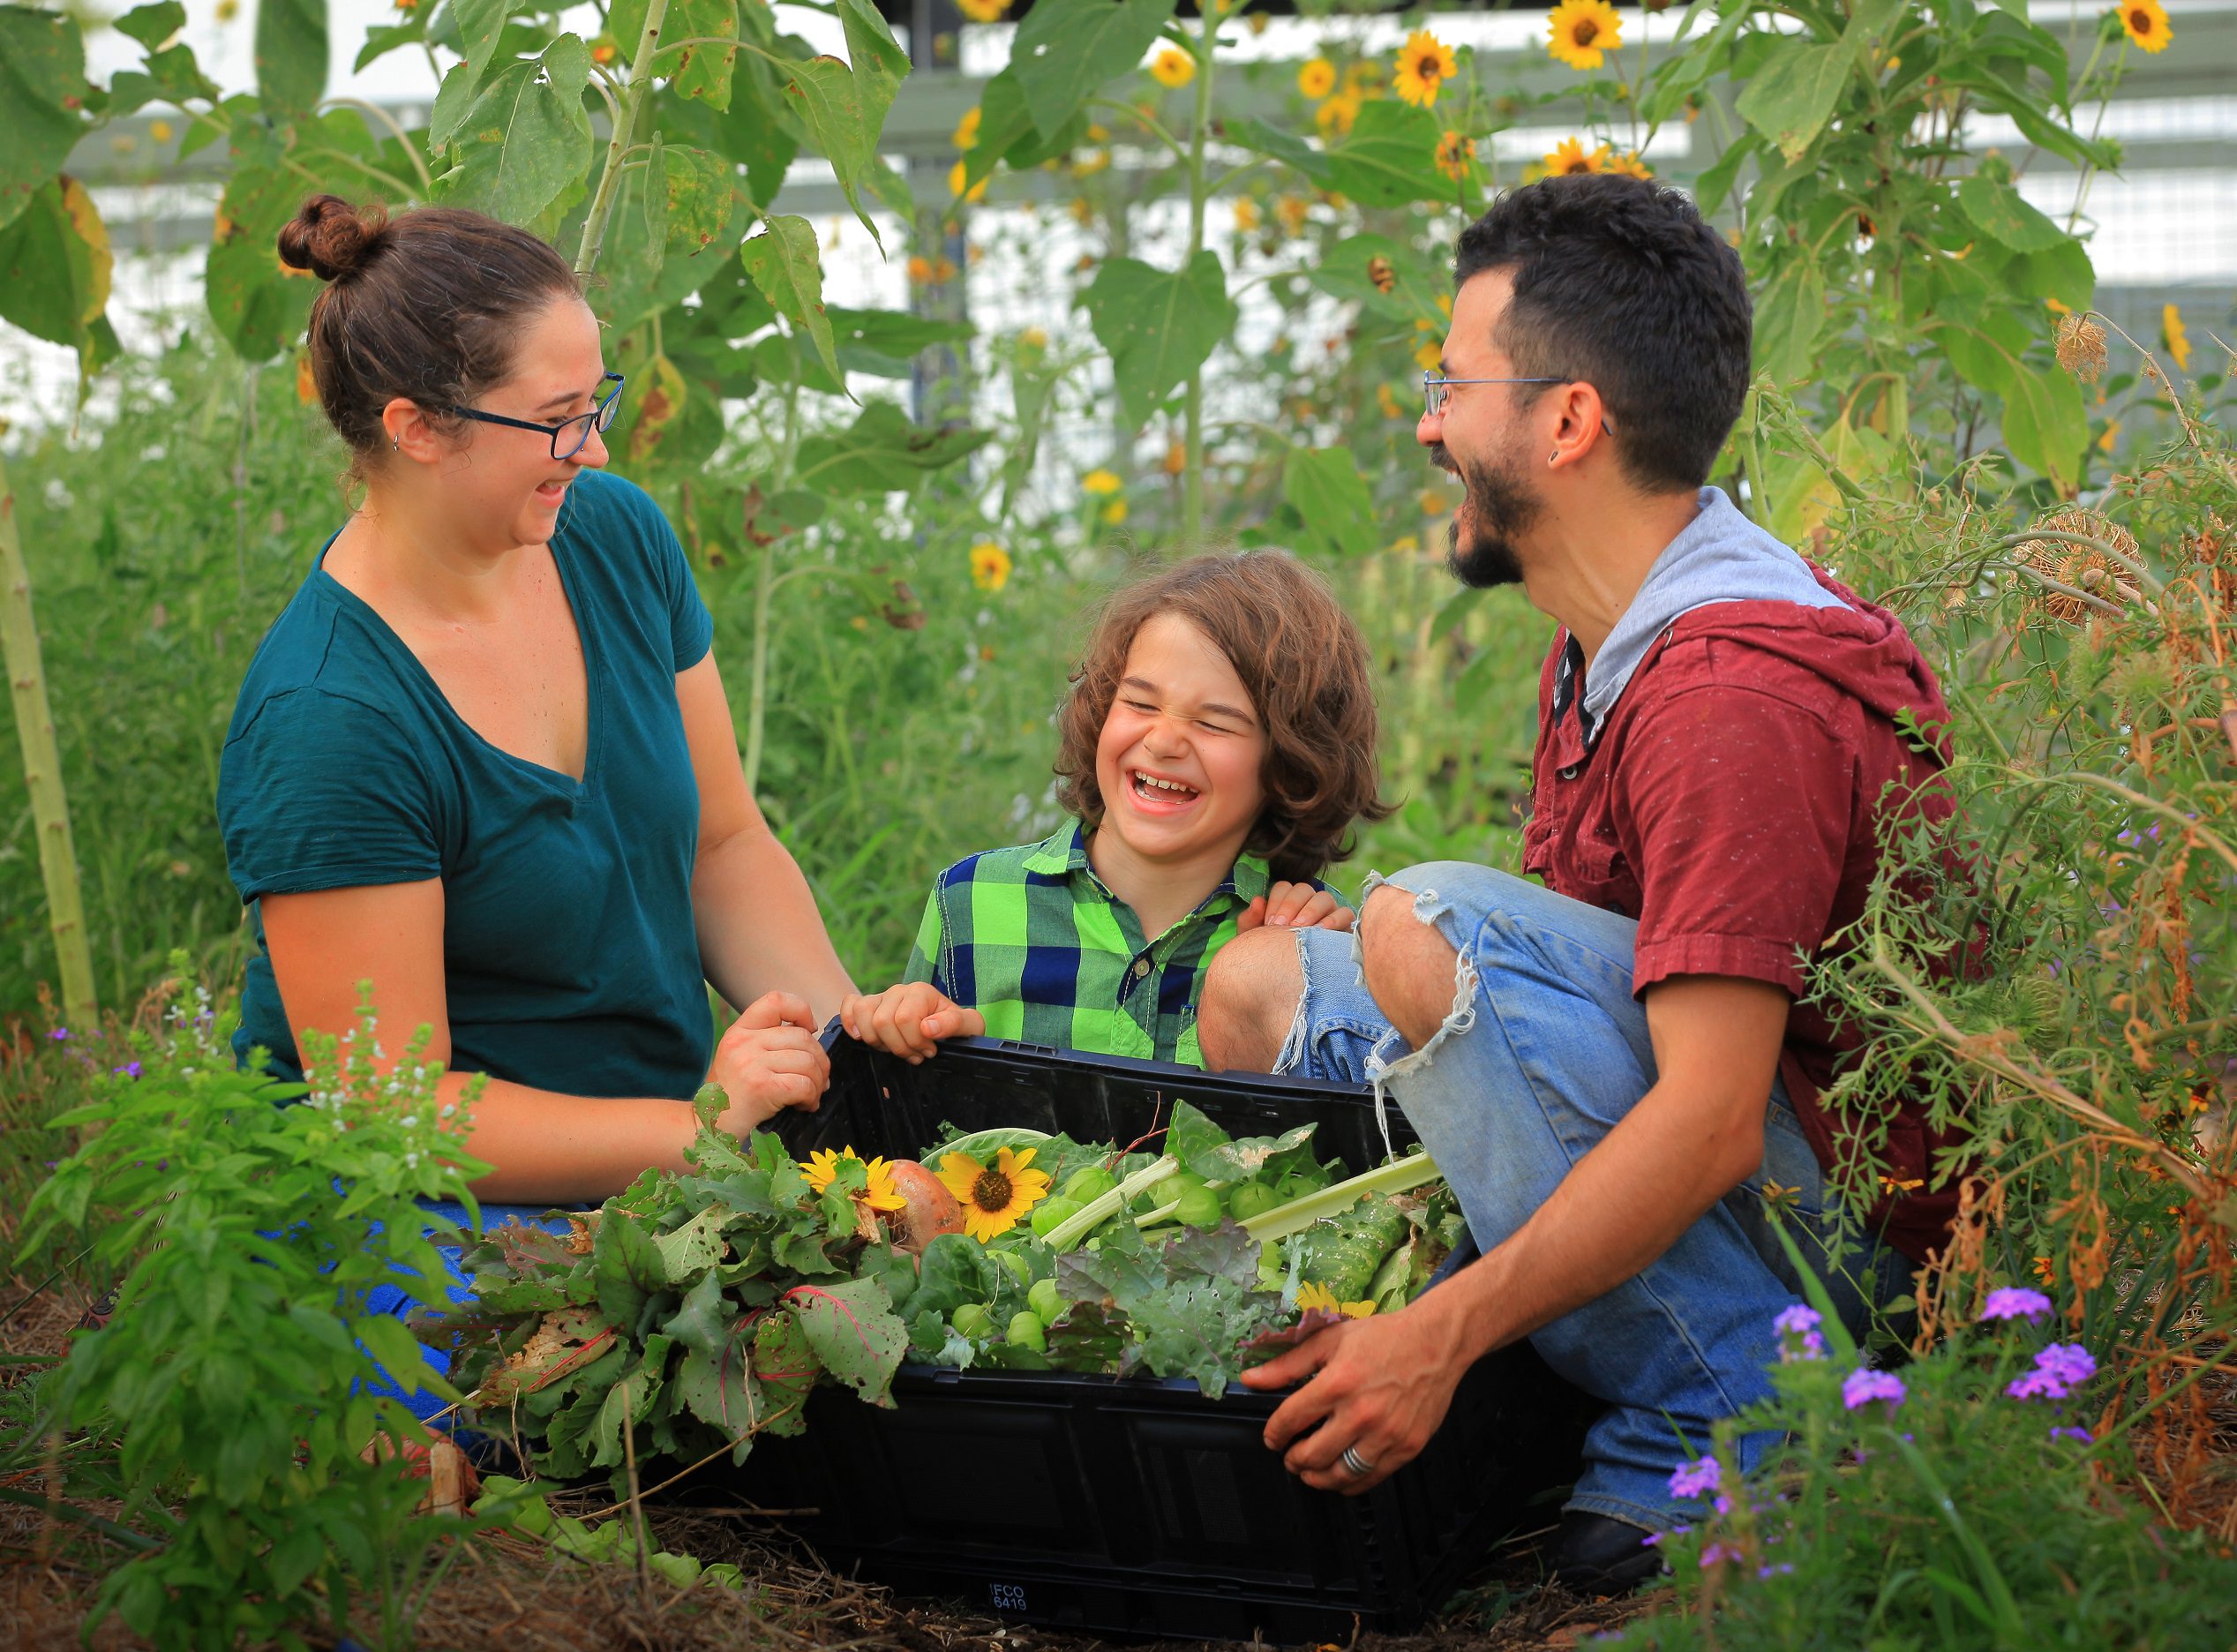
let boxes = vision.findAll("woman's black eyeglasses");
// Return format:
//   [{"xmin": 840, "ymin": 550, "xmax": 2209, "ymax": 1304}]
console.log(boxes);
[{"xmin": 450, "ymin": 372, "xmax": 626, "ymax": 460}]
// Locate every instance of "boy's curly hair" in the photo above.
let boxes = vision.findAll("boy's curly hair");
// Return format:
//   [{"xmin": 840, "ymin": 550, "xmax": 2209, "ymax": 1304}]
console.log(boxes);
[{"xmin": 1054, "ymin": 551, "xmax": 1390, "ymax": 884}]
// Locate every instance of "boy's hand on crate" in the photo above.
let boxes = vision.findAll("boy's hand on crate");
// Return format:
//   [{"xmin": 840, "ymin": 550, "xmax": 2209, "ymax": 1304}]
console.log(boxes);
[
  {"xmin": 840, "ymin": 981, "xmax": 987, "ymax": 1064},
  {"xmin": 1242, "ymin": 1301, "xmax": 1470, "ymax": 1494},
  {"xmin": 1240, "ymin": 882, "xmax": 1355, "ymax": 932},
  {"xmin": 706, "ymin": 991, "xmax": 830, "ymax": 1130}
]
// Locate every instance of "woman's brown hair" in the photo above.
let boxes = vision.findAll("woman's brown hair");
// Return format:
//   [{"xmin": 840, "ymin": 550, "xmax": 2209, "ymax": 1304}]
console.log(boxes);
[
  {"xmin": 1054, "ymin": 551, "xmax": 1389, "ymax": 884},
  {"xmin": 278, "ymin": 194, "xmax": 581, "ymax": 472}
]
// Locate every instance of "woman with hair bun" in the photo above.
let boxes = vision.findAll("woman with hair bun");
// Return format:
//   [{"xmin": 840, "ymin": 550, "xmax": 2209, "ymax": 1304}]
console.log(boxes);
[{"xmin": 221, "ymin": 197, "xmax": 853, "ymax": 1267}]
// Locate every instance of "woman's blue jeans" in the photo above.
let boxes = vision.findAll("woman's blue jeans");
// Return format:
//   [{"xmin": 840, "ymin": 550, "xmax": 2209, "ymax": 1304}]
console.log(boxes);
[{"xmin": 1281, "ymin": 862, "xmax": 1911, "ymax": 1532}]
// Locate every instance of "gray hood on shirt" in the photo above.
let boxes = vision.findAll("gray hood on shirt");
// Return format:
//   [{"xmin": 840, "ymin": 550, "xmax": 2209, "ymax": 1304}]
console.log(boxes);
[{"xmin": 1576, "ymin": 485, "xmax": 1850, "ymax": 732}]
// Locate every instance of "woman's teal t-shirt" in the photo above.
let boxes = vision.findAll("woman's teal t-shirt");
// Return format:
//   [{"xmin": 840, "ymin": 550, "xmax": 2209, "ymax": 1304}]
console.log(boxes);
[{"xmin": 218, "ymin": 469, "xmax": 717, "ymax": 1099}]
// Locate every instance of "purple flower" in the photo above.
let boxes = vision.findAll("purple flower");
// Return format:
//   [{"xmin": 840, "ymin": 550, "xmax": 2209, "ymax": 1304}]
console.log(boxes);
[
  {"xmin": 1713, "ymin": 1494, "xmax": 1733, "ymax": 1514},
  {"xmin": 1757, "ymin": 1563, "xmax": 1795, "ymax": 1580},
  {"xmin": 112, "ymin": 1062, "xmax": 141, "ymax": 1079},
  {"xmin": 2008, "ymin": 1343, "xmax": 2097, "ymax": 1401},
  {"xmin": 49, "ymin": 1027, "xmax": 69, "ymax": 1041},
  {"xmin": 1980, "ymin": 1288, "xmax": 2053, "ymax": 1324},
  {"xmin": 1774, "ymin": 1303, "xmax": 1827, "ymax": 1361},
  {"xmin": 1668, "ymin": 1455, "xmax": 1722, "ymax": 1499},
  {"xmin": 1842, "ymin": 1368, "xmax": 1906, "ymax": 1411},
  {"xmin": 1700, "ymin": 1543, "xmax": 1740, "ymax": 1569},
  {"xmin": 1640, "ymin": 1531, "xmax": 1663, "ymax": 1548},
  {"xmin": 2050, "ymin": 1426, "xmax": 2093, "ymax": 1444}
]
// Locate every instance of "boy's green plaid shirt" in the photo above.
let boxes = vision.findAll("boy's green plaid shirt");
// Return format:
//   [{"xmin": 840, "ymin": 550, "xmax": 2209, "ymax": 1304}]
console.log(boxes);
[{"xmin": 903, "ymin": 822, "xmax": 1272, "ymax": 1067}]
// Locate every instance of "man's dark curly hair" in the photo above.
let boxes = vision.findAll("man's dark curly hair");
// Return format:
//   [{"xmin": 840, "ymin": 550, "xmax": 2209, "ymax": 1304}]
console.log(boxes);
[
  {"xmin": 1455, "ymin": 174, "xmax": 1753, "ymax": 492},
  {"xmin": 1053, "ymin": 551, "xmax": 1390, "ymax": 885}
]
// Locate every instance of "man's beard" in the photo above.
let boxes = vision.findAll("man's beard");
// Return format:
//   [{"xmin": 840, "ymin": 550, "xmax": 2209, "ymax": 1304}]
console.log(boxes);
[{"xmin": 1442, "ymin": 447, "xmax": 1540, "ymax": 589}]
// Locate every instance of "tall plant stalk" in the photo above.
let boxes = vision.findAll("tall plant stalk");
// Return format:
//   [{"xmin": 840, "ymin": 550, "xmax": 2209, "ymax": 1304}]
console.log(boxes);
[
  {"xmin": 574, "ymin": 0, "xmax": 674, "ymax": 276},
  {"xmin": 1179, "ymin": 12, "xmax": 1216, "ymax": 548},
  {"xmin": 0, "ymin": 454, "xmax": 97, "ymax": 1030},
  {"xmin": 742, "ymin": 351, "xmax": 804, "ymax": 796}
]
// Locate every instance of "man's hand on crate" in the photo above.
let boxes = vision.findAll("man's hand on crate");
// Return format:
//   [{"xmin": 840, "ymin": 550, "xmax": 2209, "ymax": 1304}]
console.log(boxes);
[
  {"xmin": 1242, "ymin": 1296, "xmax": 1472, "ymax": 1494},
  {"xmin": 841, "ymin": 980, "xmax": 987, "ymax": 1064}
]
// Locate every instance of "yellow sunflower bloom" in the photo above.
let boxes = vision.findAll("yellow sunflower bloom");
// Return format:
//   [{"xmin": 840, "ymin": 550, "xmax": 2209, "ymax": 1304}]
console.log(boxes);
[
  {"xmin": 1296, "ymin": 1281, "xmax": 1377, "ymax": 1318},
  {"xmin": 949, "ymin": 160, "xmax": 988, "ymax": 203},
  {"xmin": 957, "ymin": 0, "xmax": 1011, "ymax": 20},
  {"xmin": 2117, "ymin": 0, "xmax": 2171, "ymax": 51},
  {"xmin": 2163, "ymin": 302, "xmax": 2191, "ymax": 372},
  {"xmin": 953, "ymin": 107, "xmax": 982, "ymax": 151},
  {"xmin": 801, "ymin": 1146, "xmax": 908, "ymax": 1212},
  {"xmin": 1434, "ymin": 130, "xmax": 1475, "ymax": 181},
  {"xmin": 1607, "ymin": 150, "xmax": 1653, "ymax": 179},
  {"xmin": 1392, "ymin": 29, "xmax": 1457, "ymax": 107},
  {"xmin": 215, "ymin": 0, "xmax": 238, "ymax": 19},
  {"xmin": 1275, "ymin": 194, "xmax": 1311, "ymax": 236},
  {"xmin": 1151, "ymin": 46, "xmax": 1197, "ymax": 87},
  {"xmin": 1298, "ymin": 57, "xmax": 1338, "ymax": 99},
  {"xmin": 1546, "ymin": 0, "xmax": 1622, "ymax": 71},
  {"xmin": 1081, "ymin": 467, "xmax": 1122, "ymax": 495},
  {"xmin": 1376, "ymin": 382, "xmax": 1402, "ymax": 418},
  {"xmin": 1314, "ymin": 92, "xmax": 1362, "ymax": 136},
  {"xmin": 1544, "ymin": 136, "xmax": 1612, "ymax": 176},
  {"xmin": 969, "ymin": 540, "xmax": 1011, "ymax": 592},
  {"xmin": 2098, "ymin": 420, "xmax": 2121, "ymax": 454},
  {"xmin": 935, "ymin": 1147, "xmax": 1051, "ymax": 1241},
  {"xmin": 1234, "ymin": 197, "xmax": 1264, "ymax": 233},
  {"xmin": 1101, "ymin": 499, "xmax": 1130, "ymax": 526},
  {"xmin": 1414, "ymin": 339, "xmax": 1442, "ymax": 372}
]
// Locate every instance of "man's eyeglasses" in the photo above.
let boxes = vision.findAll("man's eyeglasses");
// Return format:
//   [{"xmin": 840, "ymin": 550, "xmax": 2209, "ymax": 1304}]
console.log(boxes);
[
  {"xmin": 1422, "ymin": 371, "xmax": 1618, "ymax": 434},
  {"xmin": 451, "ymin": 372, "xmax": 627, "ymax": 460},
  {"xmin": 1422, "ymin": 372, "xmax": 1565, "ymax": 417}
]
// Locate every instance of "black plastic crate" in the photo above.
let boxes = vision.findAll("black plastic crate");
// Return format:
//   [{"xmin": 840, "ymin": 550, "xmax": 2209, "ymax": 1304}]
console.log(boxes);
[{"xmin": 734, "ymin": 1035, "xmax": 1594, "ymax": 1644}]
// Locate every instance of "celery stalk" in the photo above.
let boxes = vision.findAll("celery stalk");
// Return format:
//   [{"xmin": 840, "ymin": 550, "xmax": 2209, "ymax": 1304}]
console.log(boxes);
[
  {"xmin": 1132, "ymin": 1198, "xmax": 1182, "ymax": 1229},
  {"xmin": 1042, "ymin": 1153, "xmax": 1177, "ymax": 1251},
  {"xmin": 1241, "ymin": 1152, "xmax": 1442, "ymax": 1243}
]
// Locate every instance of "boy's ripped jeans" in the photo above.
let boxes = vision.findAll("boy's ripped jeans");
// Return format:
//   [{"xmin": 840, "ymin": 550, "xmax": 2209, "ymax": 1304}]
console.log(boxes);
[{"xmin": 1273, "ymin": 861, "xmax": 1912, "ymax": 1533}]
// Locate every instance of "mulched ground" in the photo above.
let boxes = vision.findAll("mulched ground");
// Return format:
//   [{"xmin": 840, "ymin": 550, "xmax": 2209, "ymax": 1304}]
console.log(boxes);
[{"xmin": 1, "ymin": 1273, "xmax": 1662, "ymax": 1652}]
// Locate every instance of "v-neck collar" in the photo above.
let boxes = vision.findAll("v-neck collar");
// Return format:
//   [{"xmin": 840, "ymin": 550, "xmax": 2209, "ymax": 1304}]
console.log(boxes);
[{"xmin": 310, "ymin": 518, "xmax": 604, "ymax": 796}]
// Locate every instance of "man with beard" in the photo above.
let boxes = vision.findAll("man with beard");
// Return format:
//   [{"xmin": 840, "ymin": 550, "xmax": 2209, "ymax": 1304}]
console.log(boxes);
[{"xmin": 1197, "ymin": 175, "xmax": 1963, "ymax": 1589}]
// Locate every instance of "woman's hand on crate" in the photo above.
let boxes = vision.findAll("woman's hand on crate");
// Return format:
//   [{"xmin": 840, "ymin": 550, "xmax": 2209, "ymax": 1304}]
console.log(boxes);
[
  {"xmin": 705, "ymin": 991, "xmax": 831, "ymax": 1130},
  {"xmin": 1242, "ymin": 1300, "xmax": 1471, "ymax": 1494},
  {"xmin": 840, "ymin": 981, "xmax": 987, "ymax": 1064},
  {"xmin": 1238, "ymin": 881, "xmax": 1355, "ymax": 933}
]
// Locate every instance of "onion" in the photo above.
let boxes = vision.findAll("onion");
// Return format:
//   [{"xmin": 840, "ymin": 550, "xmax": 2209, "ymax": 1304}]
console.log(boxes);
[{"xmin": 885, "ymin": 1158, "xmax": 965, "ymax": 1253}]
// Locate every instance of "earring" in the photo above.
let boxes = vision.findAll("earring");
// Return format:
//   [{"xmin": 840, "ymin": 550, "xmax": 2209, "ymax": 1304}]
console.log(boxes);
[
  {"xmin": 1550, "ymin": 449, "xmax": 1560, "ymax": 465},
  {"xmin": 392, "ymin": 435, "xmax": 400, "ymax": 452}
]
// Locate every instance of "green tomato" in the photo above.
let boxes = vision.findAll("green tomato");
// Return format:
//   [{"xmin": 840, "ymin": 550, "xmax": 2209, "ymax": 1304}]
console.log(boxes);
[
  {"xmin": 1227, "ymin": 1181, "xmax": 1283, "ymax": 1221},
  {"xmin": 1276, "ymin": 1170, "xmax": 1328, "ymax": 1205},
  {"xmin": 1142, "ymin": 1170, "xmax": 1207, "ymax": 1211},
  {"xmin": 1172, "ymin": 1183, "xmax": 1225, "ymax": 1229},
  {"xmin": 950, "ymin": 1303, "xmax": 994, "ymax": 1340},
  {"xmin": 1030, "ymin": 1196, "xmax": 1085, "ymax": 1237},
  {"xmin": 1062, "ymin": 1166, "xmax": 1120, "ymax": 1204},
  {"xmin": 1028, "ymin": 1277, "xmax": 1064, "ymax": 1324},
  {"xmin": 1006, "ymin": 1310, "xmax": 1047, "ymax": 1353}
]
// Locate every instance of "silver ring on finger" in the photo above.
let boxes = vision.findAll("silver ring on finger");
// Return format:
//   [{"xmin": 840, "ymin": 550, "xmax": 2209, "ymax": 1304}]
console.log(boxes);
[{"xmin": 1340, "ymin": 1445, "xmax": 1374, "ymax": 1477}]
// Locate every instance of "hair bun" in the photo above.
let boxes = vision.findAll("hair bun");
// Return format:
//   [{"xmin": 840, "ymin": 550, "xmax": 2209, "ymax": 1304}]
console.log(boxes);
[{"xmin": 276, "ymin": 194, "xmax": 391, "ymax": 282}]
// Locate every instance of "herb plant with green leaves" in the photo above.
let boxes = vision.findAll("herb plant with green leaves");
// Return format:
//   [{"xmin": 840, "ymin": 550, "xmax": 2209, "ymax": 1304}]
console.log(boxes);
[{"xmin": 19, "ymin": 973, "xmax": 492, "ymax": 1650}]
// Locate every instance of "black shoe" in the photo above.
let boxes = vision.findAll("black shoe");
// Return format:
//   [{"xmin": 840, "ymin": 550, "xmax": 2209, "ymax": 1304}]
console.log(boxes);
[{"xmin": 1551, "ymin": 1509, "xmax": 1664, "ymax": 1595}]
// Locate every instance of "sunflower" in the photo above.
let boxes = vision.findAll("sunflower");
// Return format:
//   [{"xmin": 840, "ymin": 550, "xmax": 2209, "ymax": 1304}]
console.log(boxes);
[
  {"xmin": 1314, "ymin": 91, "xmax": 1362, "ymax": 136},
  {"xmin": 1297, "ymin": 57, "xmax": 1338, "ymax": 98},
  {"xmin": 1434, "ymin": 130, "xmax": 1476, "ymax": 182},
  {"xmin": 1543, "ymin": 136, "xmax": 1611, "ymax": 176},
  {"xmin": 936, "ymin": 1146, "xmax": 1051, "ymax": 1241},
  {"xmin": 1100, "ymin": 499, "xmax": 1130, "ymax": 526},
  {"xmin": 969, "ymin": 541, "xmax": 1011, "ymax": 592},
  {"xmin": 2116, "ymin": 0, "xmax": 2170, "ymax": 51},
  {"xmin": 1151, "ymin": 46, "xmax": 1197, "ymax": 87},
  {"xmin": 800, "ymin": 1146, "xmax": 908, "ymax": 1212},
  {"xmin": 1296, "ymin": 1281, "xmax": 1377, "ymax": 1318},
  {"xmin": 949, "ymin": 160, "xmax": 987, "ymax": 204},
  {"xmin": 1275, "ymin": 194, "xmax": 1311, "ymax": 236},
  {"xmin": 1081, "ymin": 467, "xmax": 1122, "ymax": 495},
  {"xmin": 2163, "ymin": 301, "xmax": 2191, "ymax": 372},
  {"xmin": 957, "ymin": 0, "xmax": 1011, "ymax": 20},
  {"xmin": 1392, "ymin": 29, "xmax": 1457, "ymax": 107},
  {"xmin": 953, "ymin": 106, "xmax": 982, "ymax": 151},
  {"xmin": 1607, "ymin": 149, "xmax": 1652, "ymax": 179},
  {"xmin": 1546, "ymin": 0, "xmax": 1622, "ymax": 70}
]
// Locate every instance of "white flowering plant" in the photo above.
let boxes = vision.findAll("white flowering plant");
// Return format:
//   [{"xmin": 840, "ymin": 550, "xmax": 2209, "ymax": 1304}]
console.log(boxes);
[{"xmin": 18, "ymin": 965, "xmax": 489, "ymax": 1651}]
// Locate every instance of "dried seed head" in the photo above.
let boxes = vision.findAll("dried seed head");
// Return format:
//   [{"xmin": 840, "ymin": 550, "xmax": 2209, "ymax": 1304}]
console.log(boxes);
[
  {"xmin": 2016, "ymin": 506, "xmax": 2142, "ymax": 625},
  {"xmin": 2055, "ymin": 312, "xmax": 2108, "ymax": 384}
]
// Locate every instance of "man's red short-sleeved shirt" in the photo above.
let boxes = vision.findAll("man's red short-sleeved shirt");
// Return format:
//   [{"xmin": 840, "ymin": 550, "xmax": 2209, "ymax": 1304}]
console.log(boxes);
[{"xmin": 1521, "ymin": 567, "xmax": 1965, "ymax": 1261}]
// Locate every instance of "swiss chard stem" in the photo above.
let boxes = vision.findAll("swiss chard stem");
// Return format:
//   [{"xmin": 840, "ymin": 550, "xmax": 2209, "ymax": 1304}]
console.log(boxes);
[
  {"xmin": 0, "ymin": 454, "xmax": 97, "ymax": 1031},
  {"xmin": 1044, "ymin": 1154, "xmax": 1178, "ymax": 1251},
  {"xmin": 1241, "ymin": 1151, "xmax": 1442, "ymax": 1243},
  {"xmin": 575, "ymin": 0, "xmax": 673, "ymax": 276}
]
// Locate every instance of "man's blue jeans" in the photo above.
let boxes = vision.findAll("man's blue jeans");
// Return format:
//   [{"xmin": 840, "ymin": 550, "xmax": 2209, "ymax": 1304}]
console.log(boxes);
[{"xmin": 1280, "ymin": 862, "xmax": 1911, "ymax": 1531}]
